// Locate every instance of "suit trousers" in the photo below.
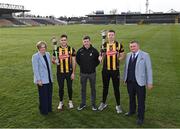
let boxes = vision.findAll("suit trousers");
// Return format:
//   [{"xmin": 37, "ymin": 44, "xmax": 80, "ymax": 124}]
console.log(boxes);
[
  {"xmin": 127, "ymin": 81, "xmax": 146, "ymax": 120},
  {"xmin": 38, "ymin": 83, "xmax": 53, "ymax": 115}
]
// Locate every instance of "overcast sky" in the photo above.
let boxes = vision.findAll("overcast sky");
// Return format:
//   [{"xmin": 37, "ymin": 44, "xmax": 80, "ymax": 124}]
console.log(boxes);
[{"xmin": 0, "ymin": 0, "xmax": 179, "ymax": 17}]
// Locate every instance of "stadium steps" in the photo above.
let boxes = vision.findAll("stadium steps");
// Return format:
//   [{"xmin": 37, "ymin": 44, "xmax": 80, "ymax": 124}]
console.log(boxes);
[
  {"xmin": 6, "ymin": 18, "xmax": 25, "ymax": 25},
  {"xmin": 0, "ymin": 19, "xmax": 14, "ymax": 26}
]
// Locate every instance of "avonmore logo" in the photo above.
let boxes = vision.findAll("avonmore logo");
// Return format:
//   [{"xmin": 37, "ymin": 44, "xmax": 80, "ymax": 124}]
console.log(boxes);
[
  {"xmin": 106, "ymin": 51, "xmax": 117, "ymax": 56},
  {"xmin": 59, "ymin": 54, "xmax": 69, "ymax": 60}
]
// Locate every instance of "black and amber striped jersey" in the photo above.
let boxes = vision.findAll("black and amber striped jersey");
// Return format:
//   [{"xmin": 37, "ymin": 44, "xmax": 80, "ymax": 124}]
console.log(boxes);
[
  {"xmin": 53, "ymin": 46, "xmax": 76, "ymax": 73},
  {"xmin": 101, "ymin": 41, "xmax": 124, "ymax": 70}
]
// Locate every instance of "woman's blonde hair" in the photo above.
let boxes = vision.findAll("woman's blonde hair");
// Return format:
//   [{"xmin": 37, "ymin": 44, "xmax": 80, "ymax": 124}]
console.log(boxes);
[{"xmin": 36, "ymin": 41, "xmax": 47, "ymax": 49}]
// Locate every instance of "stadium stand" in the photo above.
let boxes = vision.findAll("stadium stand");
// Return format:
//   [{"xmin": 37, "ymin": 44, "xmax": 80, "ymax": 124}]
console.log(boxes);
[
  {"xmin": 86, "ymin": 13, "xmax": 180, "ymax": 24},
  {"xmin": 0, "ymin": 3, "xmax": 179, "ymax": 26},
  {"xmin": 0, "ymin": 3, "xmax": 67, "ymax": 27}
]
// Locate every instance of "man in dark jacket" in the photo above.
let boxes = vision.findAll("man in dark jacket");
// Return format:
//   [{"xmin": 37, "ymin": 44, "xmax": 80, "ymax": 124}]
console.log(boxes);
[{"xmin": 76, "ymin": 36, "xmax": 100, "ymax": 111}]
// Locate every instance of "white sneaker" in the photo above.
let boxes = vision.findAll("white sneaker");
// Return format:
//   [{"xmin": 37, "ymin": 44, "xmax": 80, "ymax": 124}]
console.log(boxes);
[
  {"xmin": 68, "ymin": 100, "xmax": 74, "ymax": 109},
  {"xmin": 98, "ymin": 102, "xmax": 107, "ymax": 111},
  {"xmin": 57, "ymin": 101, "xmax": 63, "ymax": 110},
  {"xmin": 116, "ymin": 105, "xmax": 123, "ymax": 114}
]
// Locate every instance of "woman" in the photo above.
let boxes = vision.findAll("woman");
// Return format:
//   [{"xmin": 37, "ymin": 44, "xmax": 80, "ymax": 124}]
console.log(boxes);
[{"xmin": 32, "ymin": 41, "xmax": 53, "ymax": 115}]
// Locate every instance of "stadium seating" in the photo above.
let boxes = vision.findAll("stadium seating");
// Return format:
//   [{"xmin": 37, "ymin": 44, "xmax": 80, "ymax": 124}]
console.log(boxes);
[
  {"xmin": 0, "ymin": 17, "xmax": 67, "ymax": 26},
  {"xmin": 18, "ymin": 18, "xmax": 40, "ymax": 26},
  {"xmin": 31, "ymin": 18, "xmax": 54, "ymax": 25}
]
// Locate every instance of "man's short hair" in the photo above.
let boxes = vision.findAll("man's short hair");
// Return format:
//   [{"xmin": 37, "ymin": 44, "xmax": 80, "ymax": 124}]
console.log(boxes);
[
  {"xmin": 83, "ymin": 36, "xmax": 90, "ymax": 41},
  {"xmin": 108, "ymin": 30, "xmax": 115, "ymax": 34},
  {"xmin": 60, "ymin": 34, "xmax": 67, "ymax": 39},
  {"xmin": 36, "ymin": 41, "xmax": 47, "ymax": 49},
  {"xmin": 130, "ymin": 40, "xmax": 139, "ymax": 44}
]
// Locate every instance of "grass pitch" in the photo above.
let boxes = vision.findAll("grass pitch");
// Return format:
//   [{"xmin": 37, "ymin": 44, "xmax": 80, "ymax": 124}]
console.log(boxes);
[{"xmin": 0, "ymin": 24, "xmax": 180, "ymax": 128}]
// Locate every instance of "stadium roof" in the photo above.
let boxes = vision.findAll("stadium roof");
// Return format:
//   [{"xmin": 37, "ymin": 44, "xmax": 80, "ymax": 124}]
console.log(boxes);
[
  {"xmin": 0, "ymin": 8, "xmax": 30, "ymax": 14},
  {"xmin": 86, "ymin": 12, "xmax": 180, "ymax": 17},
  {"xmin": 0, "ymin": 3, "xmax": 30, "ymax": 14}
]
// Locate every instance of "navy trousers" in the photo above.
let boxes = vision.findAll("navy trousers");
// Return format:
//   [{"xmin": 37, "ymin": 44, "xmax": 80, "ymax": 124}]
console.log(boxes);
[
  {"xmin": 127, "ymin": 81, "xmax": 146, "ymax": 120},
  {"xmin": 38, "ymin": 83, "xmax": 53, "ymax": 115}
]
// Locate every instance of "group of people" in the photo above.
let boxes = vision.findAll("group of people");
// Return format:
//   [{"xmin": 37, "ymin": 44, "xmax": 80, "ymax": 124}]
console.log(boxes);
[{"xmin": 32, "ymin": 30, "xmax": 153, "ymax": 125}]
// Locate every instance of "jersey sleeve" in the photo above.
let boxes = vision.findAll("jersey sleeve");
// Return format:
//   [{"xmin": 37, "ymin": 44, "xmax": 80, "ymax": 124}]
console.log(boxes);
[
  {"xmin": 119, "ymin": 43, "xmax": 124, "ymax": 53},
  {"xmin": 72, "ymin": 48, "xmax": 76, "ymax": 56}
]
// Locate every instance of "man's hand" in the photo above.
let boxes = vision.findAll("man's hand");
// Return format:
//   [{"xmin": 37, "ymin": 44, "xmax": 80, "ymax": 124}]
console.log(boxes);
[
  {"xmin": 147, "ymin": 84, "xmax": 153, "ymax": 90},
  {"xmin": 71, "ymin": 73, "xmax": 75, "ymax": 80},
  {"xmin": 37, "ymin": 80, "xmax": 43, "ymax": 87},
  {"xmin": 52, "ymin": 56, "xmax": 56, "ymax": 64},
  {"xmin": 119, "ymin": 52, "xmax": 125, "ymax": 61},
  {"xmin": 98, "ymin": 56, "xmax": 103, "ymax": 63},
  {"xmin": 52, "ymin": 56, "xmax": 59, "ymax": 65},
  {"xmin": 55, "ymin": 59, "xmax": 59, "ymax": 65}
]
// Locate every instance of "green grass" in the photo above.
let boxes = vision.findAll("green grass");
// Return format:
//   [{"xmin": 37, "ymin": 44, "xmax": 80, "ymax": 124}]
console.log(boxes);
[{"xmin": 0, "ymin": 24, "xmax": 180, "ymax": 128}]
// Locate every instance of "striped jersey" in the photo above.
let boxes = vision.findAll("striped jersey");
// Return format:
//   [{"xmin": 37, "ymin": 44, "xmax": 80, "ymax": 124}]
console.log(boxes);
[
  {"xmin": 53, "ymin": 46, "xmax": 76, "ymax": 73},
  {"xmin": 102, "ymin": 41, "xmax": 124, "ymax": 70}
]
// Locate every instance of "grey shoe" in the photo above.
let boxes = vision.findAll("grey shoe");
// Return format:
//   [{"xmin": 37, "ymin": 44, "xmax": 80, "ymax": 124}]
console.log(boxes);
[
  {"xmin": 98, "ymin": 102, "xmax": 107, "ymax": 111},
  {"xmin": 116, "ymin": 105, "xmax": 123, "ymax": 114}
]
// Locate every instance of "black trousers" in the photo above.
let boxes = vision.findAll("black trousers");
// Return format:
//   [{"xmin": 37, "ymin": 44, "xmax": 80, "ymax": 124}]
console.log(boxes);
[
  {"xmin": 38, "ymin": 83, "xmax": 53, "ymax": 115},
  {"xmin": 57, "ymin": 72, "xmax": 73, "ymax": 101},
  {"xmin": 102, "ymin": 70, "xmax": 120, "ymax": 105},
  {"xmin": 127, "ymin": 81, "xmax": 146, "ymax": 120}
]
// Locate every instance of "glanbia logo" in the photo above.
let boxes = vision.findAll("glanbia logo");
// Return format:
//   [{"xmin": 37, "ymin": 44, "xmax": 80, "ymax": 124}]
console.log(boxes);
[{"xmin": 106, "ymin": 50, "xmax": 117, "ymax": 56}]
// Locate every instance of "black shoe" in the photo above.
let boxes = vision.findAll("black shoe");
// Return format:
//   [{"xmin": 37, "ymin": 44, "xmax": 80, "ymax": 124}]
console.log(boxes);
[
  {"xmin": 48, "ymin": 109, "xmax": 52, "ymax": 112},
  {"xmin": 92, "ymin": 104, "xmax": 97, "ymax": 111},
  {"xmin": 137, "ymin": 119, "xmax": 144, "ymax": 125},
  {"xmin": 77, "ymin": 104, "xmax": 86, "ymax": 111},
  {"xmin": 124, "ymin": 112, "xmax": 135, "ymax": 116},
  {"xmin": 40, "ymin": 112, "xmax": 48, "ymax": 115}
]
